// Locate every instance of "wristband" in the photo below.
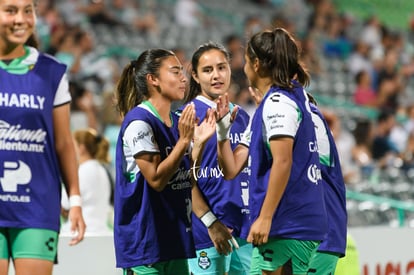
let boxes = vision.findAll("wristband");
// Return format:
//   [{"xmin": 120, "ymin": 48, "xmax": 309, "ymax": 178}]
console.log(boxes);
[
  {"xmin": 69, "ymin": 195, "xmax": 82, "ymax": 208},
  {"xmin": 200, "ymin": 211, "xmax": 217, "ymax": 228},
  {"xmin": 216, "ymin": 112, "xmax": 231, "ymax": 141}
]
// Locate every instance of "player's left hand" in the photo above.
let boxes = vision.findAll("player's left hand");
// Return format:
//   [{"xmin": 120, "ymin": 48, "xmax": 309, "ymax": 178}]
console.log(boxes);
[
  {"xmin": 194, "ymin": 108, "xmax": 216, "ymax": 144},
  {"xmin": 207, "ymin": 220, "xmax": 233, "ymax": 255},
  {"xmin": 247, "ymin": 216, "xmax": 271, "ymax": 246},
  {"xmin": 68, "ymin": 206, "xmax": 86, "ymax": 245}
]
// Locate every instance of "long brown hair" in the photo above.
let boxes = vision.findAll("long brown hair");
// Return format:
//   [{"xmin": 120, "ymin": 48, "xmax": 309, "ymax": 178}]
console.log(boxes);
[
  {"xmin": 246, "ymin": 27, "xmax": 310, "ymax": 89},
  {"xmin": 115, "ymin": 49, "xmax": 175, "ymax": 117},
  {"xmin": 73, "ymin": 128, "xmax": 110, "ymax": 164}
]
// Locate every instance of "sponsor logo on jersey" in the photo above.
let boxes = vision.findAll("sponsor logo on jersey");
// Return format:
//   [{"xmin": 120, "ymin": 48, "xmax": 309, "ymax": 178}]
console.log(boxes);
[
  {"xmin": 229, "ymin": 132, "xmax": 244, "ymax": 144},
  {"xmin": 194, "ymin": 165, "xmax": 224, "ymax": 179},
  {"xmin": 0, "ymin": 160, "xmax": 32, "ymax": 203},
  {"xmin": 0, "ymin": 120, "xmax": 46, "ymax": 153},
  {"xmin": 307, "ymin": 164, "xmax": 322, "ymax": 184},
  {"xmin": 168, "ymin": 167, "xmax": 191, "ymax": 190},
  {"xmin": 132, "ymin": 130, "xmax": 151, "ymax": 146},
  {"xmin": 0, "ymin": 93, "xmax": 45, "ymax": 109},
  {"xmin": 309, "ymin": 141, "xmax": 318, "ymax": 152},
  {"xmin": 0, "ymin": 160, "xmax": 31, "ymax": 192}
]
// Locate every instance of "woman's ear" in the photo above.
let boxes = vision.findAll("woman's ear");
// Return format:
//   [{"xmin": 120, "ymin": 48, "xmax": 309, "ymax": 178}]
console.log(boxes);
[
  {"xmin": 192, "ymin": 71, "xmax": 200, "ymax": 84},
  {"xmin": 146, "ymin": 74, "xmax": 159, "ymax": 87},
  {"xmin": 253, "ymin": 58, "xmax": 260, "ymax": 73}
]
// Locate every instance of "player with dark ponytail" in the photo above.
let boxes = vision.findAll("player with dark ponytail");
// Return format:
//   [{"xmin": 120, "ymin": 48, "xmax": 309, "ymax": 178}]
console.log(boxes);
[
  {"xmin": 113, "ymin": 48, "xmax": 216, "ymax": 275},
  {"xmin": 215, "ymin": 28, "xmax": 328, "ymax": 275}
]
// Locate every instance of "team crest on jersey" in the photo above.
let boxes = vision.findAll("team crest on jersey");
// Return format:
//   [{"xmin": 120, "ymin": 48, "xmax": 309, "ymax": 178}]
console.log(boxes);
[{"xmin": 198, "ymin": 251, "xmax": 211, "ymax": 270}]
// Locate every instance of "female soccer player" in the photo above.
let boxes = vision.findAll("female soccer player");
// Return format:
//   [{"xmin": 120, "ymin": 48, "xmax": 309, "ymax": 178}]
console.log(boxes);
[
  {"xmin": 0, "ymin": 0, "xmax": 85, "ymax": 274},
  {"xmin": 179, "ymin": 42, "xmax": 252, "ymax": 275},
  {"xmin": 215, "ymin": 28, "xmax": 328, "ymax": 275},
  {"xmin": 113, "ymin": 48, "xmax": 215, "ymax": 275}
]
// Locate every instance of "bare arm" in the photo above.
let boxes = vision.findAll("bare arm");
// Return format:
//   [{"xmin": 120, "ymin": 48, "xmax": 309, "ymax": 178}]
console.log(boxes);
[
  {"xmin": 217, "ymin": 141, "xmax": 249, "ymax": 179},
  {"xmin": 137, "ymin": 104, "xmax": 195, "ymax": 192},
  {"xmin": 247, "ymin": 137, "xmax": 293, "ymax": 246},
  {"xmin": 191, "ymin": 182, "xmax": 233, "ymax": 255},
  {"xmin": 54, "ymin": 104, "xmax": 86, "ymax": 245},
  {"xmin": 191, "ymin": 108, "xmax": 234, "ymax": 254},
  {"xmin": 215, "ymin": 94, "xmax": 249, "ymax": 179}
]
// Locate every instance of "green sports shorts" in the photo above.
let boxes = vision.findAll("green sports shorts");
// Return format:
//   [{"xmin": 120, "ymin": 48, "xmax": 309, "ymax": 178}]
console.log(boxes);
[
  {"xmin": 0, "ymin": 228, "xmax": 58, "ymax": 262},
  {"xmin": 308, "ymin": 251, "xmax": 340, "ymax": 275},
  {"xmin": 188, "ymin": 237, "xmax": 253, "ymax": 275},
  {"xmin": 250, "ymin": 238, "xmax": 319, "ymax": 274},
  {"xmin": 124, "ymin": 258, "xmax": 189, "ymax": 275}
]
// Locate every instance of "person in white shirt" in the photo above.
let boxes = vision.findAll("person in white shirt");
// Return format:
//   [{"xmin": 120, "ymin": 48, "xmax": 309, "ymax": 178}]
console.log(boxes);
[{"xmin": 61, "ymin": 129, "xmax": 113, "ymax": 234}]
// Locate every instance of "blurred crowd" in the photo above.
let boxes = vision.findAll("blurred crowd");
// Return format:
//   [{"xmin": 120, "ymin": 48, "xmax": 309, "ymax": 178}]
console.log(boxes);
[{"xmin": 37, "ymin": 0, "xmax": 414, "ymax": 188}]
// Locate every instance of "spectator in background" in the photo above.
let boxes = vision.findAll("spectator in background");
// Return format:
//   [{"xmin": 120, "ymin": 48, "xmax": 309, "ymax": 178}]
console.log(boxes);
[
  {"xmin": 270, "ymin": 11, "xmax": 296, "ymax": 34},
  {"xmin": 57, "ymin": 0, "xmax": 90, "ymax": 27},
  {"xmin": 43, "ymin": 20, "xmax": 68, "ymax": 56},
  {"xmin": 69, "ymin": 81, "xmax": 99, "ymax": 131},
  {"xmin": 305, "ymin": 0, "xmax": 337, "ymax": 50},
  {"xmin": 35, "ymin": 0, "xmax": 61, "ymax": 52},
  {"xmin": 108, "ymin": 0, "xmax": 159, "ymax": 34},
  {"xmin": 353, "ymin": 70, "xmax": 387, "ymax": 108},
  {"xmin": 54, "ymin": 26, "xmax": 83, "ymax": 77},
  {"xmin": 75, "ymin": 0, "xmax": 119, "ymax": 26},
  {"xmin": 360, "ymin": 15, "xmax": 383, "ymax": 56},
  {"xmin": 347, "ymin": 40, "xmax": 373, "ymax": 77},
  {"xmin": 371, "ymin": 110, "xmax": 400, "ymax": 169},
  {"xmin": 322, "ymin": 14, "xmax": 352, "ymax": 60},
  {"xmin": 352, "ymin": 118, "xmax": 376, "ymax": 180},
  {"xmin": 223, "ymin": 34, "xmax": 255, "ymax": 115},
  {"xmin": 375, "ymin": 48, "xmax": 405, "ymax": 113},
  {"xmin": 243, "ymin": 15, "xmax": 267, "ymax": 38},
  {"xmin": 224, "ymin": 33, "xmax": 248, "ymax": 94},
  {"xmin": 174, "ymin": 0, "xmax": 204, "ymax": 28},
  {"xmin": 389, "ymin": 109, "xmax": 410, "ymax": 156},
  {"xmin": 322, "ymin": 109, "xmax": 360, "ymax": 184},
  {"xmin": 404, "ymin": 103, "xmax": 414, "ymax": 134},
  {"xmin": 69, "ymin": 27, "xmax": 119, "ymax": 94},
  {"xmin": 61, "ymin": 129, "xmax": 113, "ymax": 234},
  {"xmin": 300, "ymin": 34, "xmax": 325, "ymax": 79},
  {"xmin": 402, "ymin": 131, "xmax": 414, "ymax": 171}
]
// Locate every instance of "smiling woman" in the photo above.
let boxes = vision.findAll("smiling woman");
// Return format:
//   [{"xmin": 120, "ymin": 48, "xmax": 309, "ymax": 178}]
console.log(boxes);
[{"xmin": 0, "ymin": 0, "xmax": 86, "ymax": 275}]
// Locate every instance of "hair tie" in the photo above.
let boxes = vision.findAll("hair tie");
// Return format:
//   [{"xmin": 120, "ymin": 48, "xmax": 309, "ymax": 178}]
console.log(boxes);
[
  {"xmin": 95, "ymin": 134, "xmax": 102, "ymax": 143},
  {"xmin": 130, "ymin": 60, "xmax": 138, "ymax": 68}
]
